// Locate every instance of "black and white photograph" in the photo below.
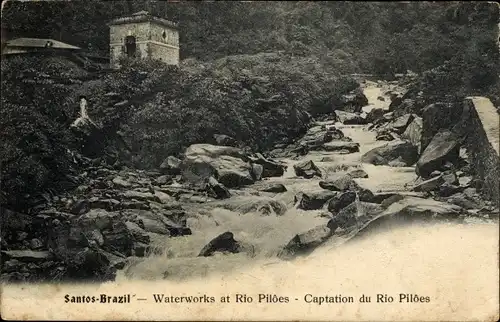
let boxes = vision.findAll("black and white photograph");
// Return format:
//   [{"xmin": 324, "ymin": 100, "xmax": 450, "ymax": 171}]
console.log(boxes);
[{"xmin": 1, "ymin": 1, "xmax": 499, "ymax": 320}]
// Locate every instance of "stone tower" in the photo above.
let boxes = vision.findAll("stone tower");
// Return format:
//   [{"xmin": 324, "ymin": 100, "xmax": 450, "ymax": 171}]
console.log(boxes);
[{"xmin": 108, "ymin": 11, "xmax": 179, "ymax": 68}]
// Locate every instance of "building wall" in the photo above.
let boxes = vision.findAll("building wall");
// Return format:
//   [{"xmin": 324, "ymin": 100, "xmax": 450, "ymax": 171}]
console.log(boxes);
[{"xmin": 109, "ymin": 20, "xmax": 179, "ymax": 68}]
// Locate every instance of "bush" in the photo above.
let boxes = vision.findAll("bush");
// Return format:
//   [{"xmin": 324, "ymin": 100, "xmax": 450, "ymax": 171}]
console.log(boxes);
[
  {"xmin": 92, "ymin": 55, "xmax": 358, "ymax": 168},
  {"xmin": 0, "ymin": 56, "xmax": 83, "ymax": 208}
]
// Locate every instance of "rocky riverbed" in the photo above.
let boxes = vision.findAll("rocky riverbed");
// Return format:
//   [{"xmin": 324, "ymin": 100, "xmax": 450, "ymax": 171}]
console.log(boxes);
[{"xmin": 2, "ymin": 79, "xmax": 498, "ymax": 283}]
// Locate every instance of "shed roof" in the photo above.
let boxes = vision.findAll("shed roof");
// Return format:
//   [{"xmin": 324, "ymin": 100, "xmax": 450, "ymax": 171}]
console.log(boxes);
[
  {"xmin": 108, "ymin": 11, "xmax": 178, "ymax": 29},
  {"xmin": 5, "ymin": 38, "xmax": 81, "ymax": 50}
]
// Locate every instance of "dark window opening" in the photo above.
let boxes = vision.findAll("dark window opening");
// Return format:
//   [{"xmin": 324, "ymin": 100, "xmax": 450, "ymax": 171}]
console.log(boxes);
[
  {"xmin": 162, "ymin": 31, "xmax": 167, "ymax": 40},
  {"xmin": 125, "ymin": 36, "xmax": 136, "ymax": 57}
]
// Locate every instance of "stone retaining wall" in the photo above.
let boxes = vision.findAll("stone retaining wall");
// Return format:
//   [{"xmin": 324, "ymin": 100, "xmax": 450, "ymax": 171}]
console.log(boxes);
[{"xmin": 463, "ymin": 97, "xmax": 500, "ymax": 207}]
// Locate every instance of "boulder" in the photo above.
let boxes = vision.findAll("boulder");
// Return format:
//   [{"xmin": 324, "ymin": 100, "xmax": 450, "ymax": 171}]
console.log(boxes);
[
  {"xmin": 420, "ymin": 102, "xmax": 462, "ymax": 152},
  {"xmin": 442, "ymin": 170, "xmax": 459, "ymax": 185},
  {"xmin": 327, "ymin": 202, "xmax": 383, "ymax": 232},
  {"xmin": 65, "ymin": 247, "xmax": 117, "ymax": 281},
  {"xmin": 411, "ymin": 175, "xmax": 445, "ymax": 192},
  {"xmin": 278, "ymin": 225, "xmax": 332, "ymax": 259},
  {"xmin": 181, "ymin": 144, "xmax": 254, "ymax": 188},
  {"xmin": 348, "ymin": 169, "xmax": 369, "ymax": 178},
  {"xmin": 159, "ymin": 156, "xmax": 182, "ymax": 175},
  {"xmin": 83, "ymin": 229, "xmax": 105, "ymax": 247},
  {"xmin": 251, "ymin": 163, "xmax": 264, "ymax": 181},
  {"xmin": 327, "ymin": 191, "xmax": 356, "ymax": 213},
  {"xmin": 122, "ymin": 190, "xmax": 160, "ymax": 203},
  {"xmin": 416, "ymin": 129, "xmax": 461, "ymax": 178},
  {"xmin": 295, "ymin": 190, "xmax": 337, "ymax": 210},
  {"xmin": 112, "ymin": 176, "xmax": 132, "ymax": 188},
  {"xmin": 124, "ymin": 221, "xmax": 150, "ymax": 244},
  {"xmin": 445, "ymin": 192, "xmax": 483, "ymax": 209},
  {"xmin": 209, "ymin": 196, "xmax": 288, "ymax": 216},
  {"xmin": 102, "ymin": 221, "xmax": 135, "ymax": 256},
  {"xmin": 375, "ymin": 130, "xmax": 396, "ymax": 141},
  {"xmin": 388, "ymin": 93, "xmax": 404, "ymax": 111},
  {"xmin": 1, "ymin": 250, "xmax": 53, "ymax": 263},
  {"xmin": 154, "ymin": 190, "xmax": 174, "ymax": 204},
  {"xmin": 155, "ymin": 175, "xmax": 172, "ymax": 185},
  {"xmin": 299, "ymin": 126, "xmax": 335, "ymax": 147},
  {"xmin": 351, "ymin": 197, "xmax": 464, "ymax": 240},
  {"xmin": 198, "ymin": 232, "xmax": 241, "ymax": 257},
  {"xmin": 76, "ymin": 209, "xmax": 116, "ymax": 231},
  {"xmin": 322, "ymin": 141, "xmax": 360, "ymax": 153},
  {"xmin": 256, "ymin": 183, "xmax": 287, "ymax": 193},
  {"xmin": 319, "ymin": 174, "xmax": 360, "ymax": 191},
  {"xmin": 365, "ymin": 108, "xmax": 385, "ymax": 124},
  {"xmin": 136, "ymin": 217, "xmax": 170, "ymax": 235},
  {"xmin": 335, "ymin": 111, "xmax": 366, "ymax": 125},
  {"xmin": 207, "ymin": 176, "xmax": 231, "ymax": 199},
  {"xmin": 401, "ymin": 116, "xmax": 422, "ymax": 151},
  {"xmin": 437, "ymin": 183, "xmax": 464, "ymax": 197},
  {"xmin": 213, "ymin": 134, "xmax": 239, "ymax": 147},
  {"xmin": 248, "ymin": 153, "xmax": 286, "ymax": 178},
  {"xmin": 293, "ymin": 160, "xmax": 321, "ymax": 178},
  {"xmin": 361, "ymin": 140, "xmax": 418, "ymax": 166},
  {"xmin": 385, "ymin": 114, "xmax": 415, "ymax": 134}
]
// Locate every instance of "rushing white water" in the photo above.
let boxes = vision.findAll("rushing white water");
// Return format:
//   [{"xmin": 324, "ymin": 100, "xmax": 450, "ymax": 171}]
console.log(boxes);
[{"xmin": 117, "ymin": 81, "xmax": 422, "ymax": 281}]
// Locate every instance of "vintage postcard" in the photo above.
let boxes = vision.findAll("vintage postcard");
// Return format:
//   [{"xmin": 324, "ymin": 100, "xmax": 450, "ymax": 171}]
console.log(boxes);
[{"xmin": 1, "ymin": 1, "xmax": 499, "ymax": 321}]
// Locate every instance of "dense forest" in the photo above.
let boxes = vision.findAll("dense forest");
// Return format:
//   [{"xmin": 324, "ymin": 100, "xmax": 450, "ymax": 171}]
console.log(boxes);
[
  {"xmin": 1, "ymin": 1, "xmax": 499, "ymax": 209},
  {"xmin": 3, "ymin": 1, "xmax": 499, "ymax": 75}
]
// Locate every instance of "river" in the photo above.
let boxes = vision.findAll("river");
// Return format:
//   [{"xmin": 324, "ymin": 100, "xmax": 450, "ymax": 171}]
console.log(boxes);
[{"xmin": 116, "ymin": 80, "xmax": 498, "ymax": 284}]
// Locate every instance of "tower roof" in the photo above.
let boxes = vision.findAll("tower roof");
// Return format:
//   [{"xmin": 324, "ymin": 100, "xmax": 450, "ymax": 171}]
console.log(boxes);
[{"xmin": 108, "ymin": 11, "xmax": 178, "ymax": 29}]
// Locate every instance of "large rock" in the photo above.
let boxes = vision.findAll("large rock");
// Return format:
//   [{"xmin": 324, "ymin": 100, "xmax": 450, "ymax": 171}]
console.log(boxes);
[
  {"xmin": 122, "ymin": 190, "xmax": 160, "ymax": 203},
  {"xmin": 416, "ymin": 129, "xmax": 461, "ymax": 178},
  {"xmin": 198, "ymin": 232, "xmax": 241, "ymax": 257},
  {"xmin": 365, "ymin": 108, "xmax": 385, "ymax": 124},
  {"xmin": 124, "ymin": 209, "xmax": 191, "ymax": 236},
  {"xmin": 351, "ymin": 197, "xmax": 464, "ymax": 240},
  {"xmin": 385, "ymin": 114, "xmax": 415, "ymax": 134},
  {"xmin": 299, "ymin": 126, "xmax": 335, "ymax": 146},
  {"xmin": 251, "ymin": 163, "xmax": 264, "ymax": 181},
  {"xmin": 401, "ymin": 116, "xmax": 423, "ymax": 152},
  {"xmin": 375, "ymin": 130, "xmax": 396, "ymax": 141},
  {"xmin": 208, "ymin": 196, "xmax": 288, "ymax": 216},
  {"xmin": 390, "ymin": 99, "xmax": 419, "ymax": 117},
  {"xmin": 295, "ymin": 190, "xmax": 337, "ymax": 210},
  {"xmin": 335, "ymin": 111, "xmax": 366, "ymax": 125},
  {"xmin": 293, "ymin": 160, "xmax": 321, "ymax": 178},
  {"xmin": 102, "ymin": 221, "xmax": 134, "ymax": 256},
  {"xmin": 248, "ymin": 153, "xmax": 286, "ymax": 178},
  {"xmin": 1, "ymin": 250, "xmax": 53, "ymax": 263},
  {"xmin": 411, "ymin": 175, "xmax": 445, "ymax": 192},
  {"xmin": 181, "ymin": 144, "xmax": 254, "ymax": 188},
  {"xmin": 207, "ymin": 176, "xmax": 231, "ymax": 199},
  {"xmin": 327, "ymin": 191, "xmax": 356, "ymax": 213},
  {"xmin": 319, "ymin": 174, "xmax": 360, "ymax": 191},
  {"xmin": 278, "ymin": 225, "xmax": 332, "ymax": 259},
  {"xmin": 255, "ymin": 183, "xmax": 287, "ymax": 193},
  {"xmin": 420, "ymin": 102, "xmax": 462, "ymax": 152},
  {"xmin": 213, "ymin": 134, "xmax": 239, "ymax": 147},
  {"xmin": 327, "ymin": 202, "xmax": 383, "ymax": 233},
  {"xmin": 76, "ymin": 209, "xmax": 116, "ymax": 231},
  {"xmin": 159, "ymin": 156, "xmax": 182, "ymax": 175},
  {"xmin": 348, "ymin": 169, "xmax": 369, "ymax": 178},
  {"xmin": 361, "ymin": 140, "xmax": 418, "ymax": 166},
  {"xmin": 321, "ymin": 141, "xmax": 360, "ymax": 153}
]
